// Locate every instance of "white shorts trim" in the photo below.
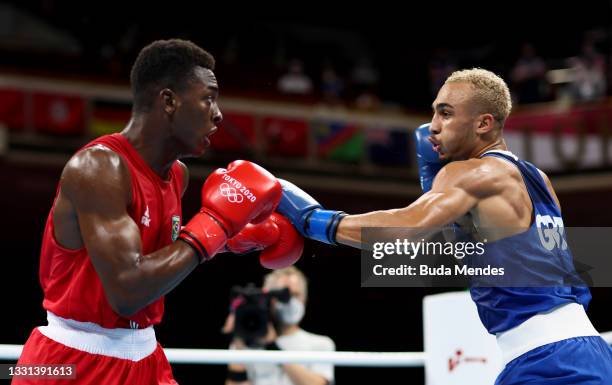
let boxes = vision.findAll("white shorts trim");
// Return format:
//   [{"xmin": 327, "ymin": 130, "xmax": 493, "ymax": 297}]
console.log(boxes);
[
  {"xmin": 496, "ymin": 302, "xmax": 599, "ymax": 365},
  {"xmin": 38, "ymin": 311, "xmax": 157, "ymax": 361}
]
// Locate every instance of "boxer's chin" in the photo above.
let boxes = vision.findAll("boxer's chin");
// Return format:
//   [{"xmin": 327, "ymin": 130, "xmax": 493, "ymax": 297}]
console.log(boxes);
[
  {"xmin": 186, "ymin": 138, "xmax": 209, "ymax": 158},
  {"xmin": 180, "ymin": 145, "xmax": 207, "ymax": 159}
]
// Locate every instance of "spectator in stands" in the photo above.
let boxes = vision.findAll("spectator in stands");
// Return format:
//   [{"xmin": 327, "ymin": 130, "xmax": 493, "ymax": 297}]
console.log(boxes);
[
  {"xmin": 510, "ymin": 43, "xmax": 549, "ymax": 104},
  {"xmin": 568, "ymin": 35, "xmax": 607, "ymax": 102},
  {"xmin": 320, "ymin": 62, "xmax": 344, "ymax": 105},
  {"xmin": 350, "ymin": 57, "xmax": 381, "ymax": 110},
  {"xmin": 351, "ymin": 57, "xmax": 379, "ymax": 91},
  {"xmin": 353, "ymin": 88, "xmax": 381, "ymax": 111},
  {"xmin": 278, "ymin": 59, "xmax": 313, "ymax": 95}
]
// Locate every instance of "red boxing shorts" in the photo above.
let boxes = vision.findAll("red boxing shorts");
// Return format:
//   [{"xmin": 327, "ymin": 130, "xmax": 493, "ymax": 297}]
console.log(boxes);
[{"xmin": 12, "ymin": 312, "xmax": 177, "ymax": 385}]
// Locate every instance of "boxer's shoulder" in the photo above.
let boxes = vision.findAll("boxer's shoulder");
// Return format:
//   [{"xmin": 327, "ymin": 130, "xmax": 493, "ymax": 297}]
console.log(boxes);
[
  {"xmin": 434, "ymin": 157, "xmax": 518, "ymax": 197},
  {"xmin": 65, "ymin": 145, "xmax": 127, "ymax": 178},
  {"xmin": 60, "ymin": 145, "xmax": 131, "ymax": 207}
]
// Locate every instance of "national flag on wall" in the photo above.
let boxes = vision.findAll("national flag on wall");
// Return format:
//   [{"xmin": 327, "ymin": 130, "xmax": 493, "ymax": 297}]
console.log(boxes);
[
  {"xmin": 262, "ymin": 116, "xmax": 308, "ymax": 157},
  {"xmin": 0, "ymin": 89, "xmax": 25, "ymax": 130},
  {"xmin": 33, "ymin": 92, "xmax": 85, "ymax": 135},
  {"xmin": 89, "ymin": 104, "xmax": 131, "ymax": 136},
  {"xmin": 365, "ymin": 127, "xmax": 411, "ymax": 166},
  {"xmin": 212, "ymin": 111, "xmax": 256, "ymax": 153},
  {"xmin": 314, "ymin": 121, "xmax": 363, "ymax": 163}
]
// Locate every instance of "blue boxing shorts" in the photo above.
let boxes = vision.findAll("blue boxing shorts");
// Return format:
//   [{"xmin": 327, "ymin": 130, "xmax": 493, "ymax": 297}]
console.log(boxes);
[{"xmin": 495, "ymin": 336, "xmax": 612, "ymax": 384}]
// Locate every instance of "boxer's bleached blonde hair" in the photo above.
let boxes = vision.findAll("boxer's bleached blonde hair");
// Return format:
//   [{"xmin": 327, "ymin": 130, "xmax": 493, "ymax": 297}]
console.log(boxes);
[
  {"xmin": 445, "ymin": 68, "xmax": 512, "ymax": 127},
  {"xmin": 264, "ymin": 266, "xmax": 308, "ymax": 301}
]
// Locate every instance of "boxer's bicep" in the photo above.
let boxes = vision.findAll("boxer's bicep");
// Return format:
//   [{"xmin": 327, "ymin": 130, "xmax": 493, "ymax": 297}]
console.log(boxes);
[
  {"xmin": 61, "ymin": 147, "xmax": 145, "ymax": 313},
  {"xmin": 408, "ymin": 160, "xmax": 494, "ymax": 226},
  {"xmin": 78, "ymin": 209, "xmax": 144, "ymax": 300},
  {"xmin": 404, "ymin": 187, "xmax": 478, "ymax": 227}
]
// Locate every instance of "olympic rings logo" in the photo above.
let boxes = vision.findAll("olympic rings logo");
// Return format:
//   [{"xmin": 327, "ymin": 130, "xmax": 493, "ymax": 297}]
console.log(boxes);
[{"xmin": 220, "ymin": 183, "xmax": 244, "ymax": 203}]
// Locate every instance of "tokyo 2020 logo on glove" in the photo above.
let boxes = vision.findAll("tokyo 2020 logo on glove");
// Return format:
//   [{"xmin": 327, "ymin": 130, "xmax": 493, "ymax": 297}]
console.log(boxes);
[{"xmin": 220, "ymin": 183, "xmax": 244, "ymax": 203}]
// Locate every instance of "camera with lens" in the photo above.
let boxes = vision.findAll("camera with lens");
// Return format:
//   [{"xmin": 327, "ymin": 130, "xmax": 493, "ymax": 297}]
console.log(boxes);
[{"xmin": 230, "ymin": 284, "xmax": 290, "ymax": 347}]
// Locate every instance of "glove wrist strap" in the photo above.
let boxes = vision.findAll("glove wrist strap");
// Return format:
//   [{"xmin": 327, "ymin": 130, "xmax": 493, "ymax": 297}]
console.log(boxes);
[
  {"xmin": 306, "ymin": 209, "xmax": 347, "ymax": 245},
  {"xmin": 178, "ymin": 211, "xmax": 227, "ymax": 263}
]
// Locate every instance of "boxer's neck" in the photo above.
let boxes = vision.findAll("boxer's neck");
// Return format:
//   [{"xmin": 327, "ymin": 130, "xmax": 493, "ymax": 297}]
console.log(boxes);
[
  {"xmin": 470, "ymin": 138, "xmax": 507, "ymax": 159},
  {"xmin": 121, "ymin": 116, "xmax": 176, "ymax": 179}
]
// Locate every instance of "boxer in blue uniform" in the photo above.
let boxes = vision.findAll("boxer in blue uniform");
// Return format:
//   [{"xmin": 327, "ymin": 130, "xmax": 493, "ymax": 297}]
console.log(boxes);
[{"xmin": 277, "ymin": 68, "xmax": 612, "ymax": 384}]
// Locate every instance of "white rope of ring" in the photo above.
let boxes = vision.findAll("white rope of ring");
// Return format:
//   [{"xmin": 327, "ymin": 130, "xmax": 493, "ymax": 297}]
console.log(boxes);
[
  {"xmin": 0, "ymin": 344, "xmax": 424, "ymax": 366},
  {"xmin": 0, "ymin": 331, "xmax": 610, "ymax": 366}
]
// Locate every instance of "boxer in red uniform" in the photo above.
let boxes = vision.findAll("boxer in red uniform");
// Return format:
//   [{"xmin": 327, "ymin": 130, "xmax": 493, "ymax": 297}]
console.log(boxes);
[{"xmin": 13, "ymin": 39, "xmax": 303, "ymax": 385}]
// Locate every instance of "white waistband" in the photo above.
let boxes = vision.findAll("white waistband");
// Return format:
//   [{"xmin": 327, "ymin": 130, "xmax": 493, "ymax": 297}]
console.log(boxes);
[
  {"xmin": 496, "ymin": 302, "xmax": 599, "ymax": 365},
  {"xmin": 38, "ymin": 312, "xmax": 157, "ymax": 361}
]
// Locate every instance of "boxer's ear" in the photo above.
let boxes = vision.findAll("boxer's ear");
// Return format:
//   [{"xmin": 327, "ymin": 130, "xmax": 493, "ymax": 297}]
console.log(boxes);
[
  {"xmin": 160, "ymin": 89, "xmax": 177, "ymax": 115},
  {"xmin": 475, "ymin": 113, "xmax": 495, "ymax": 135}
]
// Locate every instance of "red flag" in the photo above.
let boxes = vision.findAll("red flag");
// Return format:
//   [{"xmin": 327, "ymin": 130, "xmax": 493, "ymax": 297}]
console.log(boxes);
[
  {"xmin": 212, "ymin": 111, "xmax": 256, "ymax": 152},
  {"xmin": 0, "ymin": 89, "xmax": 26, "ymax": 130},
  {"xmin": 33, "ymin": 92, "xmax": 85, "ymax": 135},
  {"xmin": 262, "ymin": 116, "xmax": 308, "ymax": 157}
]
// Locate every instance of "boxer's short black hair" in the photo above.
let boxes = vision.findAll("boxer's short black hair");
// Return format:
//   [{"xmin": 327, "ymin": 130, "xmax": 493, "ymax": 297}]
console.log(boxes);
[{"xmin": 130, "ymin": 39, "xmax": 215, "ymax": 112}]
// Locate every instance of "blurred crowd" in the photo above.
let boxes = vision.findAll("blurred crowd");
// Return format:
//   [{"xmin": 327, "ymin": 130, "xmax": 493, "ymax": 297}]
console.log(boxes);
[{"xmin": 1, "ymin": 3, "xmax": 611, "ymax": 112}]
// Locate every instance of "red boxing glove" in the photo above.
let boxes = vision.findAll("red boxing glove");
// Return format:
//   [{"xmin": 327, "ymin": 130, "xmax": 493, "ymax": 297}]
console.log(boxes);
[
  {"xmin": 179, "ymin": 161, "xmax": 282, "ymax": 263},
  {"xmin": 226, "ymin": 213, "xmax": 304, "ymax": 269}
]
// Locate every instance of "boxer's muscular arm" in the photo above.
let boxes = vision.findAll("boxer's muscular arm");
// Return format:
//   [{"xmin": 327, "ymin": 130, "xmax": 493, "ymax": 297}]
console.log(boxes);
[
  {"xmin": 60, "ymin": 146, "xmax": 199, "ymax": 317},
  {"xmin": 336, "ymin": 160, "xmax": 502, "ymax": 248}
]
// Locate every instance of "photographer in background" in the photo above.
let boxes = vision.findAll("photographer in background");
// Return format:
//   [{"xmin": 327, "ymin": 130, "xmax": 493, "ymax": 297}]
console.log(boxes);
[{"xmin": 223, "ymin": 267, "xmax": 335, "ymax": 385}]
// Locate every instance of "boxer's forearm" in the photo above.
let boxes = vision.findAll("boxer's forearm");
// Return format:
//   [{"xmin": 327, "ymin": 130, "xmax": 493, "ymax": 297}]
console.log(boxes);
[
  {"xmin": 105, "ymin": 241, "xmax": 199, "ymax": 317},
  {"xmin": 335, "ymin": 210, "xmax": 437, "ymax": 248},
  {"xmin": 336, "ymin": 190, "xmax": 475, "ymax": 248},
  {"xmin": 336, "ymin": 210, "xmax": 405, "ymax": 247}
]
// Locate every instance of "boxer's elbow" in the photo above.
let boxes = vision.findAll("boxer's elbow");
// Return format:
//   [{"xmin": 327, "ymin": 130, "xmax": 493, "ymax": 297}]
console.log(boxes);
[
  {"xmin": 106, "ymin": 263, "xmax": 153, "ymax": 317},
  {"xmin": 106, "ymin": 284, "xmax": 148, "ymax": 317},
  {"xmin": 110, "ymin": 299, "xmax": 141, "ymax": 318}
]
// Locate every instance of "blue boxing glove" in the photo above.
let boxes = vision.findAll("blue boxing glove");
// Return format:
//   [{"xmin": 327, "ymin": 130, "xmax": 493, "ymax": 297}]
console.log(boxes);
[
  {"xmin": 414, "ymin": 123, "xmax": 444, "ymax": 193},
  {"xmin": 277, "ymin": 179, "xmax": 347, "ymax": 245}
]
